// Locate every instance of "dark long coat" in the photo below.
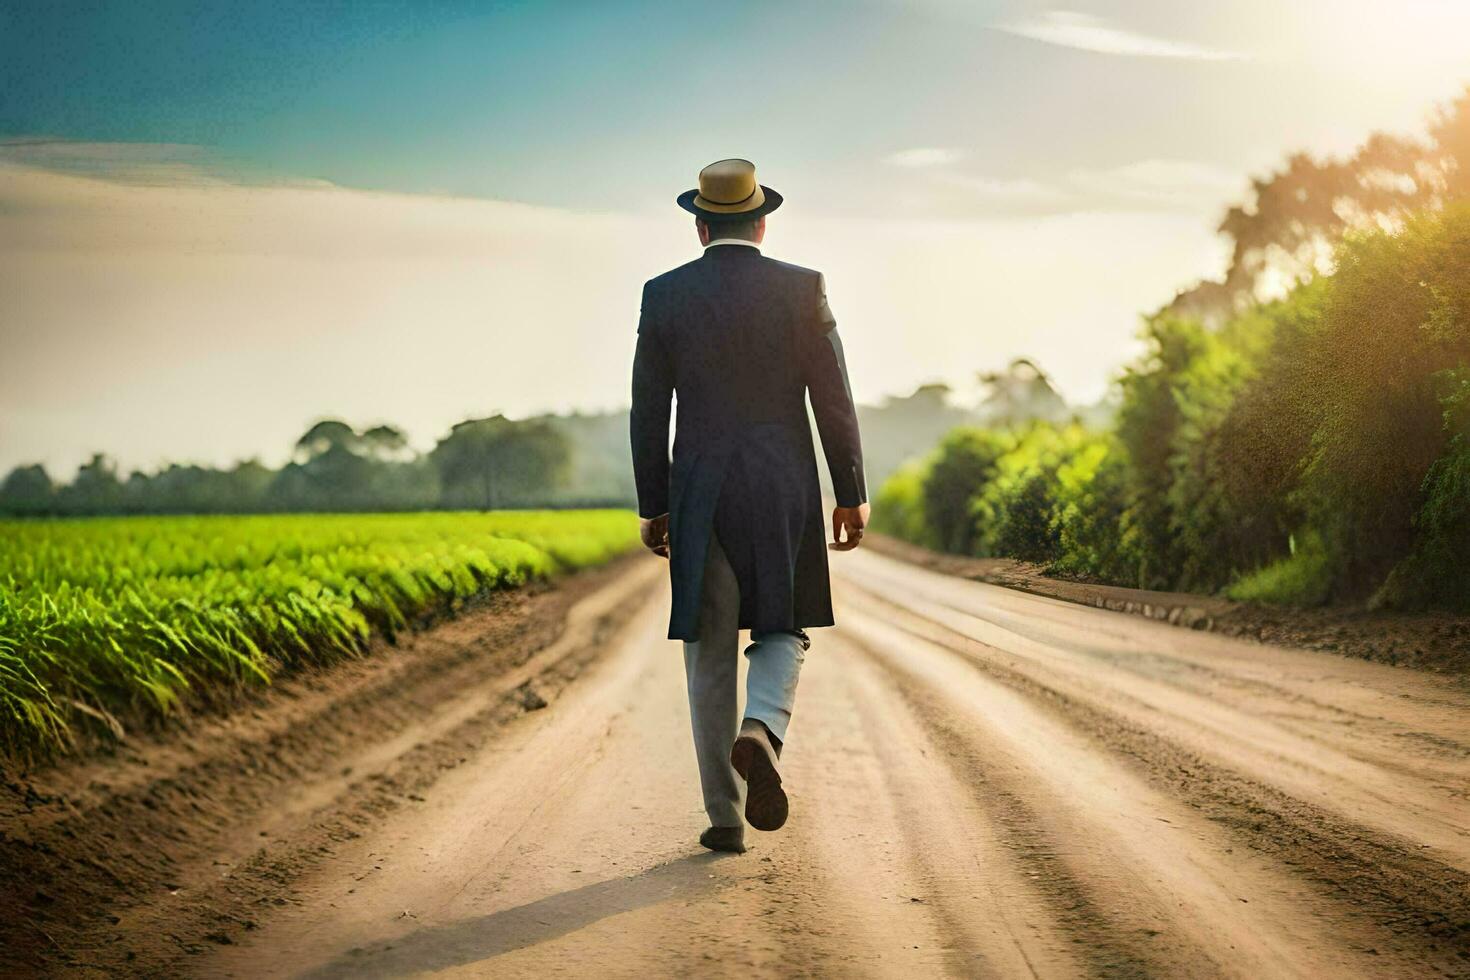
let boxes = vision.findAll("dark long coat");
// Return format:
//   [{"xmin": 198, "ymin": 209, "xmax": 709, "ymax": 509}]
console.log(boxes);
[{"xmin": 630, "ymin": 243, "xmax": 867, "ymax": 641}]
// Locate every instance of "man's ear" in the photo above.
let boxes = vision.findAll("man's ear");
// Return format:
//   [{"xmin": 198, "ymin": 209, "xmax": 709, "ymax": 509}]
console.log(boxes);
[
  {"xmin": 696, "ymin": 218, "xmax": 711, "ymax": 246},
  {"xmin": 753, "ymin": 215, "xmax": 767, "ymax": 244}
]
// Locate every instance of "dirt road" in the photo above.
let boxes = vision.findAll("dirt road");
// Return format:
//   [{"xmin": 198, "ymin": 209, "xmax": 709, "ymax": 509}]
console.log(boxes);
[{"xmin": 199, "ymin": 549, "xmax": 1470, "ymax": 979}]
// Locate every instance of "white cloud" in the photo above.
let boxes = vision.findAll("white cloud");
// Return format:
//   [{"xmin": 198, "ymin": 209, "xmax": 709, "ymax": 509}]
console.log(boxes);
[
  {"xmin": 1068, "ymin": 158, "xmax": 1246, "ymax": 209},
  {"xmin": 0, "ymin": 137, "xmax": 281, "ymax": 186},
  {"xmin": 997, "ymin": 10, "xmax": 1246, "ymax": 61},
  {"xmin": 884, "ymin": 157, "xmax": 1243, "ymax": 219},
  {"xmin": 933, "ymin": 171, "xmax": 1073, "ymax": 213},
  {"xmin": 883, "ymin": 147, "xmax": 964, "ymax": 168}
]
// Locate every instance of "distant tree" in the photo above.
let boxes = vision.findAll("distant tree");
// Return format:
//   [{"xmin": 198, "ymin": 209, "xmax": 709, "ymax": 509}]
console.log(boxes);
[
  {"xmin": 1166, "ymin": 84, "xmax": 1470, "ymax": 320},
  {"xmin": 269, "ymin": 444, "xmax": 375, "ymax": 511},
  {"xmin": 494, "ymin": 419, "xmax": 571, "ymax": 503},
  {"xmin": 361, "ymin": 424, "xmax": 409, "ymax": 460},
  {"xmin": 0, "ymin": 464, "xmax": 55, "ymax": 515},
  {"xmin": 431, "ymin": 415, "xmax": 571, "ymax": 509},
  {"xmin": 884, "ymin": 382, "xmax": 953, "ymax": 416},
  {"xmin": 1430, "ymin": 87, "xmax": 1470, "ymax": 200},
  {"xmin": 541, "ymin": 412, "xmax": 637, "ymax": 507},
  {"xmin": 431, "ymin": 417, "xmax": 506, "ymax": 509},
  {"xmin": 369, "ymin": 457, "xmax": 442, "ymax": 510},
  {"xmin": 295, "ymin": 419, "xmax": 360, "ymax": 461},
  {"xmin": 56, "ymin": 454, "xmax": 124, "ymax": 514},
  {"xmin": 273, "ymin": 419, "xmax": 432, "ymax": 511},
  {"xmin": 855, "ymin": 382, "xmax": 981, "ymax": 494},
  {"xmin": 976, "ymin": 358, "xmax": 1068, "ymax": 429},
  {"xmin": 227, "ymin": 459, "xmax": 276, "ymax": 509}
]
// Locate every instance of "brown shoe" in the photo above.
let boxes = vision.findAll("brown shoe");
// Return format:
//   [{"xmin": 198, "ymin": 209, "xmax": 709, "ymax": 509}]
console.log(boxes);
[
  {"xmin": 699, "ymin": 825, "xmax": 746, "ymax": 854},
  {"xmin": 730, "ymin": 720, "xmax": 788, "ymax": 832}
]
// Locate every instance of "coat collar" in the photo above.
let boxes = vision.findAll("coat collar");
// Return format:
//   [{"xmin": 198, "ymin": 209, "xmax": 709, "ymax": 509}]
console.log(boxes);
[{"xmin": 703, "ymin": 241, "xmax": 762, "ymax": 258}]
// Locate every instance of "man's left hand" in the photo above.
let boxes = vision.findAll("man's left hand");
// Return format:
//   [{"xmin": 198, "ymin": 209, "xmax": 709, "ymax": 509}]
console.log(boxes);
[{"xmin": 640, "ymin": 513, "xmax": 670, "ymax": 558}]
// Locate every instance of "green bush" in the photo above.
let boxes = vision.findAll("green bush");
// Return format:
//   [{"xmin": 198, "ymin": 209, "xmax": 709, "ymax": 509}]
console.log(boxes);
[
  {"xmin": 971, "ymin": 424, "xmax": 1091, "ymax": 563},
  {"xmin": 1049, "ymin": 432, "xmax": 1135, "ymax": 582},
  {"xmin": 1374, "ymin": 367, "xmax": 1470, "ymax": 611},
  {"xmin": 920, "ymin": 428, "xmax": 1013, "ymax": 554},
  {"xmin": 871, "ymin": 459, "xmax": 932, "ymax": 546},
  {"xmin": 1206, "ymin": 283, "xmax": 1328, "ymax": 577},
  {"xmin": 1113, "ymin": 315, "xmax": 1210, "ymax": 589},
  {"xmin": 1226, "ymin": 531, "xmax": 1333, "ymax": 606}
]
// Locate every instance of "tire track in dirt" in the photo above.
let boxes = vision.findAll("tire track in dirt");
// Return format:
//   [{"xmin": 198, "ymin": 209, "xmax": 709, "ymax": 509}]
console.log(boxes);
[
  {"xmin": 792, "ymin": 638, "xmax": 1099, "ymax": 978},
  {"xmin": 847, "ymin": 554, "xmax": 1470, "ymax": 863},
  {"xmin": 835, "ymin": 573, "xmax": 1469, "ymax": 976},
  {"xmin": 837, "ymin": 616, "xmax": 1366, "ymax": 977}
]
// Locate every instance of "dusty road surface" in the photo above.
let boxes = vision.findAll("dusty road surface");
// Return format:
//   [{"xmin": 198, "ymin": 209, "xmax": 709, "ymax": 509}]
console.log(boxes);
[{"xmin": 199, "ymin": 549, "xmax": 1470, "ymax": 979}]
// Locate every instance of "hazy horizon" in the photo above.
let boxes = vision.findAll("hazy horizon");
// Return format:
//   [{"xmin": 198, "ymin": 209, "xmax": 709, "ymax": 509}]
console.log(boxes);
[{"xmin": 4, "ymin": 0, "xmax": 1469, "ymax": 479}]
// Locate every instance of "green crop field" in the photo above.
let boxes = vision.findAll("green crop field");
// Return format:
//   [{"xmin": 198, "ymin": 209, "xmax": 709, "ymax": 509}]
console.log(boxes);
[{"xmin": 0, "ymin": 511, "xmax": 639, "ymax": 757}]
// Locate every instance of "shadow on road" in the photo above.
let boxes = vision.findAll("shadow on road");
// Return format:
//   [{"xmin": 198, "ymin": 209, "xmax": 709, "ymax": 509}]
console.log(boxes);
[{"xmin": 300, "ymin": 851, "xmax": 734, "ymax": 979}]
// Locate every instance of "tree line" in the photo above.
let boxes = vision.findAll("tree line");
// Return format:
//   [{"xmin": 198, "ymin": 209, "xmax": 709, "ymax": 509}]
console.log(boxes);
[
  {"xmin": 0, "ymin": 412, "xmax": 637, "ymax": 516},
  {"xmin": 875, "ymin": 87, "xmax": 1470, "ymax": 612},
  {"xmin": 3, "ymin": 369, "xmax": 1040, "ymax": 521}
]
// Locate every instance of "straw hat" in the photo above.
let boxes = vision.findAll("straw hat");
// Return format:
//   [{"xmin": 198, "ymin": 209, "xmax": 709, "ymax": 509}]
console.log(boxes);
[{"xmin": 677, "ymin": 158, "xmax": 783, "ymax": 222}]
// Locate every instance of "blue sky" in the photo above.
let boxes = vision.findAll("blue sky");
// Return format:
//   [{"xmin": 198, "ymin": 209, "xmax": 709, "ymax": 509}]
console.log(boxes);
[
  {"xmin": 12, "ymin": 0, "xmax": 1462, "ymax": 207},
  {"xmin": 3, "ymin": 1, "xmax": 1469, "ymax": 475}
]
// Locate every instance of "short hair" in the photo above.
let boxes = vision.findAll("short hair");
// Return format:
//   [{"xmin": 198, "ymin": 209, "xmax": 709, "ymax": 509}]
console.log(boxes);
[{"xmin": 699, "ymin": 216, "xmax": 762, "ymax": 241}]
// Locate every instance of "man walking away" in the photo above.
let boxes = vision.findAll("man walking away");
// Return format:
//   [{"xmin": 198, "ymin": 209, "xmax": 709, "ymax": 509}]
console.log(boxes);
[{"xmin": 630, "ymin": 158, "xmax": 870, "ymax": 854}]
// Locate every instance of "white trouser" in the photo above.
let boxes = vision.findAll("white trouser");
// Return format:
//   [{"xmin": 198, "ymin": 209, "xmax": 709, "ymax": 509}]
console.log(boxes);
[{"xmin": 682, "ymin": 536, "xmax": 806, "ymax": 828}]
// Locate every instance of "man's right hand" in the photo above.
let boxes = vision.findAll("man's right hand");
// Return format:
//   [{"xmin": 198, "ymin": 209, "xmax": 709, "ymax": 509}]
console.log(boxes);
[
  {"xmin": 640, "ymin": 513, "xmax": 670, "ymax": 558},
  {"xmin": 829, "ymin": 503, "xmax": 870, "ymax": 551}
]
